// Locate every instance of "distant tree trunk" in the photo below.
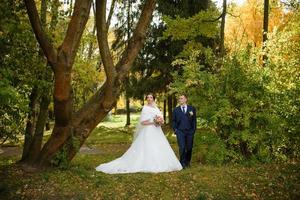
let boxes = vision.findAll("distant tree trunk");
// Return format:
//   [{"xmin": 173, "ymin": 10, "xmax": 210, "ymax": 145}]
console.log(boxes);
[
  {"xmin": 163, "ymin": 96, "xmax": 167, "ymax": 122},
  {"xmin": 69, "ymin": 0, "xmax": 74, "ymax": 16},
  {"xmin": 172, "ymin": 95, "xmax": 177, "ymax": 109},
  {"xmin": 262, "ymin": 0, "xmax": 269, "ymax": 67},
  {"xmin": 167, "ymin": 95, "xmax": 173, "ymax": 126},
  {"xmin": 107, "ymin": 0, "xmax": 116, "ymax": 28},
  {"xmin": 125, "ymin": 0, "xmax": 132, "ymax": 126},
  {"xmin": 87, "ymin": 1, "xmax": 96, "ymax": 60},
  {"xmin": 220, "ymin": 0, "xmax": 227, "ymax": 57},
  {"xmin": 125, "ymin": 91, "xmax": 131, "ymax": 126}
]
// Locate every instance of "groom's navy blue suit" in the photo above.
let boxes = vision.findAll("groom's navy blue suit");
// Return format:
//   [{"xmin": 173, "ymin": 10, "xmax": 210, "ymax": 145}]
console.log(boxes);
[{"xmin": 172, "ymin": 105, "xmax": 197, "ymax": 168}]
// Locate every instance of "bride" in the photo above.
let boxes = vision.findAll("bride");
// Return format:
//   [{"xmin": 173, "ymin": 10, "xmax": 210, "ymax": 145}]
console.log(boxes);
[{"xmin": 95, "ymin": 93, "xmax": 182, "ymax": 174}]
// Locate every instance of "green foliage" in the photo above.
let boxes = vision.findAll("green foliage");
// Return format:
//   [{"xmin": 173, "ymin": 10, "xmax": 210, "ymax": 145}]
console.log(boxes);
[
  {"xmin": 0, "ymin": 0, "xmax": 41, "ymax": 144},
  {"xmin": 193, "ymin": 130, "xmax": 229, "ymax": 165},
  {"xmin": 51, "ymin": 133, "xmax": 82, "ymax": 169},
  {"xmin": 163, "ymin": 9, "xmax": 219, "ymax": 40},
  {"xmin": 51, "ymin": 145, "xmax": 70, "ymax": 169},
  {"xmin": 72, "ymin": 56, "xmax": 101, "ymax": 110},
  {"xmin": 0, "ymin": 73, "xmax": 28, "ymax": 143},
  {"xmin": 167, "ymin": 9, "xmax": 300, "ymax": 163}
]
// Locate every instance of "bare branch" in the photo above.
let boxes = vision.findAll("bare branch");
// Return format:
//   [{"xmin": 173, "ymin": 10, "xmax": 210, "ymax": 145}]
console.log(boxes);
[
  {"xmin": 24, "ymin": 0, "xmax": 57, "ymax": 68},
  {"xmin": 227, "ymin": 11, "xmax": 240, "ymax": 18},
  {"xmin": 203, "ymin": 13, "xmax": 223, "ymax": 22}
]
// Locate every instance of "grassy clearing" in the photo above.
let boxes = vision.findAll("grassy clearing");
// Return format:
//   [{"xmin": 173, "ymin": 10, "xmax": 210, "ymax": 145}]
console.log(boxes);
[{"xmin": 0, "ymin": 124, "xmax": 299, "ymax": 200}]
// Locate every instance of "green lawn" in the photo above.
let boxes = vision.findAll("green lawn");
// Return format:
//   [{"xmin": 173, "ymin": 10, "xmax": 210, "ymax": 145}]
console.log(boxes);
[{"xmin": 0, "ymin": 125, "xmax": 299, "ymax": 200}]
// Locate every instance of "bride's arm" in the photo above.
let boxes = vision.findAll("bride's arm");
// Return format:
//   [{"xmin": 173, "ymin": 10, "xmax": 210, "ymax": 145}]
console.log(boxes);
[
  {"xmin": 139, "ymin": 106, "xmax": 155, "ymax": 125},
  {"xmin": 141, "ymin": 120, "xmax": 155, "ymax": 125}
]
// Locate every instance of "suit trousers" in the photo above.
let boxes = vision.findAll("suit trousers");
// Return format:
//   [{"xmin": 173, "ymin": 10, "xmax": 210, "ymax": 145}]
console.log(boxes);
[{"xmin": 175, "ymin": 129, "xmax": 194, "ymax": 168}]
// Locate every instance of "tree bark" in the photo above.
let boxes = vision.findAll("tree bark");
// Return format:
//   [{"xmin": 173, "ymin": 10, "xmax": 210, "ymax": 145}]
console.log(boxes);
[
  {"xmin": 87, "ymin": 1, "xmax": 96, "ymax": 60},
  {"xmin": 23, "ymin": 0, "xmax": 92, "ymax": 168},
  {"xmin": 107, "ymin": 0, "xmax": 116, "ymax": 28},
  {"xmin": 24, "ymin": 0, "xmax": 57, "ymax": 68},
  {"xmin": 220, "ymin": 0, "xmax": 227, "ymax": 57},
  {"xmin": 163, "ymin": 96, "xmax": 167, "ymax": 122},
  {"xmin": 21, "ymin": 86, "xmax": 39, "ymax": 161},
  {"xmin": 27, "ymin": 90, "xmax": 51, "ymax": 163},
  {"xmin": 125, "ymin": 0, "xmax": 132, "ymax": 126},
  {"xmin": 125, "ymin": 94, "xmax": 131, "ymax": 126},
  {"xmin": 167, "ymin": 95, "xmax": 173, "ymax": 126},
  {"xmin": 262, "ymin": 0, "xmax": 269, "ymax": 67},
  {"xmin": 21, "ymin": 0, "xmax": 47, "ymax": 162}
]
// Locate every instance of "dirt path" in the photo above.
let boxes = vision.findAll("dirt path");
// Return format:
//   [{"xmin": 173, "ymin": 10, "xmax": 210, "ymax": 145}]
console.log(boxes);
[{"xmin": 0, "ymin": 145, "xmax": 102, "ymax": 158}]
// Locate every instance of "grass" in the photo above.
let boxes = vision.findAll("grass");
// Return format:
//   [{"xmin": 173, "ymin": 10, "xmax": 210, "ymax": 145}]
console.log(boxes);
[{"xmin": 0, "ymin": 116, "xmax": 299, "ymax": 200}]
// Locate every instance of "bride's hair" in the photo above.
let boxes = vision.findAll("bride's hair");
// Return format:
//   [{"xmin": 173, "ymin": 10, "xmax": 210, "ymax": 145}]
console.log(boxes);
[{"xmin": 145, "ymin": 93, "xmax": 156, "ymax": 100}]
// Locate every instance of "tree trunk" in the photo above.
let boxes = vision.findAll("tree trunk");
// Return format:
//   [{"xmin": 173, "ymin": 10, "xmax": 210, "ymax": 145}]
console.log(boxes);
[
  {"xmin": 163, "ymin": 96, "xmax": 167, "ymax": 122},
  {"xmin": 172, "ymin": 95, "xmax": 177, "ymax": 109},
  {"xmin": 21, "ymin": 86, "xmax": 39, "ymax": 161},
  {"xmin": 23, "ymin": 0, "xmax": 155, "ymax": 168},
  {"xmin": 69, "ymin": 0, "xmax": 74, "ymax": 16},
  {"xmin": 262, "ymin": 0, "xmax": 269, "ymax": 66},
  {"xmin": 220, "ymin": 0, "xmax": 226, "ymax": 57},
  {"xmin": 125, "ymin": 0, "xmax": 132, "ymax": 126},
  {"xmin": 23, "ymin": 0, "xmax": 92, "ymax": 168},
  {"xmin": 63, "ymin": 0, "xmax": 156, "ymax": 163},
  {"xmin": 33, "ymin": 62, "xmax": 74, "ymax": 167},
  {"xmin": 125, "ymin": 94, "xmax": 131, "ymax": 126},
  {"xmin": 87, "ymin": 1, "xmax": 96, "ymax": 60},
  {"xmin": 21, "ymin": 0, "xmax": 47, "ymax": 162},
  {"xmin": 27, "ymin": 90, "xmax": 51, "ymax": 163},
  {"xmin": 167, "ymin": 95, "xmax": 173, "ymax": 126}
]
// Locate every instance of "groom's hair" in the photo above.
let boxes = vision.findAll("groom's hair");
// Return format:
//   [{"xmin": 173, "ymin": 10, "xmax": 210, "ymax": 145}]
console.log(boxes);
[
  {"xmin": 179, "ymin": 94, "xmax": 188, "ymax": 99},
  {"xmin": 145, "ymin": 93, "xmax": 156, "ymax": 100}
]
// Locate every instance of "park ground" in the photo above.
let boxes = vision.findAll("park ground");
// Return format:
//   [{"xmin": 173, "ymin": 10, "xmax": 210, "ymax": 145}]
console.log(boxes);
[{"xmin": 0, "ymin": 114, "xmax": 299, "ymax": 200}]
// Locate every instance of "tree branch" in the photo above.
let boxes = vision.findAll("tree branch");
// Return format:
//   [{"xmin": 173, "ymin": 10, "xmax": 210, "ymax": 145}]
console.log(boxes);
[
  {"xmin": 96, "ymin": 0, "xmax": 117, "ymax": 84},
  {"xmin": 24, "ymin": 0, "xmax": 57, "ymax": 68},
  {"xmin": 203, "ymin": 13, "xmax": 223, "ymax": 22},
  {"xmin": 116, "ymin": 0, "xmax": 156, "ymax": 78},
  {"xmin": 106, "ymin": 0, "xmax": 116, "ymax": 29},
  {"xmin": 59, "ymin": 0, "xmax": 92, "ymax": 69}
]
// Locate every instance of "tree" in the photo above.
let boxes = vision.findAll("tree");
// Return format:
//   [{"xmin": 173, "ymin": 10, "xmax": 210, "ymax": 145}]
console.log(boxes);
[
  {"xmin": 22, "ymin": 0, "xmax": 156, "ymax": 169},
  {"xmin": 21, "ymin": 0, "xmax": 59, "ymax": 164},
  {"xmin": 0, "ymin": 0, "xmax": 45, "ymax": 147},
  {"xmin": 220, "ymin": 0, "xmax": 227, "ymax": 57},
  {"xmin": 128, "ymin": 0, "xmax": 213, "ymax": 125},
  {"xmin": 262, "ymin": 0, "xmax": 269, "ymax": 66},
  {"xmin": 225, "ymin": 0, "xmax": 291, "ymax": 51},
  {"xmin": 165, "ymin": 3, "xmax": 300, "ymax": 162}
]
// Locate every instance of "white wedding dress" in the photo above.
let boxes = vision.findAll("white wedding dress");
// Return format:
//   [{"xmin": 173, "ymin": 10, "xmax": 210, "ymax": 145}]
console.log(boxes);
[{"xmin": 95, "ymin": 105, "xmax": 182, "ymax": 174}]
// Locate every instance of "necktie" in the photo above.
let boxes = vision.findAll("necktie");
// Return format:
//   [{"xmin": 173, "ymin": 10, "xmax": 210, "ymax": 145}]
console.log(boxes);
[{"xmin": 182, "ymin": 106, "xmax": 186, "ymax": 113}]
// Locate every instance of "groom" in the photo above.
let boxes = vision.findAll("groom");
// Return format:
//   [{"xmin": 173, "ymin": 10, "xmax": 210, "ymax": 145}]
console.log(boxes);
[{"xmin": 172, "ymin": 94, "xmax": 197, "ymax": 169}]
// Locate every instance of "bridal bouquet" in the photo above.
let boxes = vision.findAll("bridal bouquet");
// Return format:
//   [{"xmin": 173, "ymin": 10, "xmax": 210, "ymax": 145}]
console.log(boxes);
[{"xmin": 153, "ymin": 115, "xmax": 164, "ymax": 126}]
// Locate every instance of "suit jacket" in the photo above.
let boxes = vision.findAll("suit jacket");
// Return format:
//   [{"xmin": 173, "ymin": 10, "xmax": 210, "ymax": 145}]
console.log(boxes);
[{"xmin": 172, "ymin": 105, "xmax": 197, "ymax": 134}]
